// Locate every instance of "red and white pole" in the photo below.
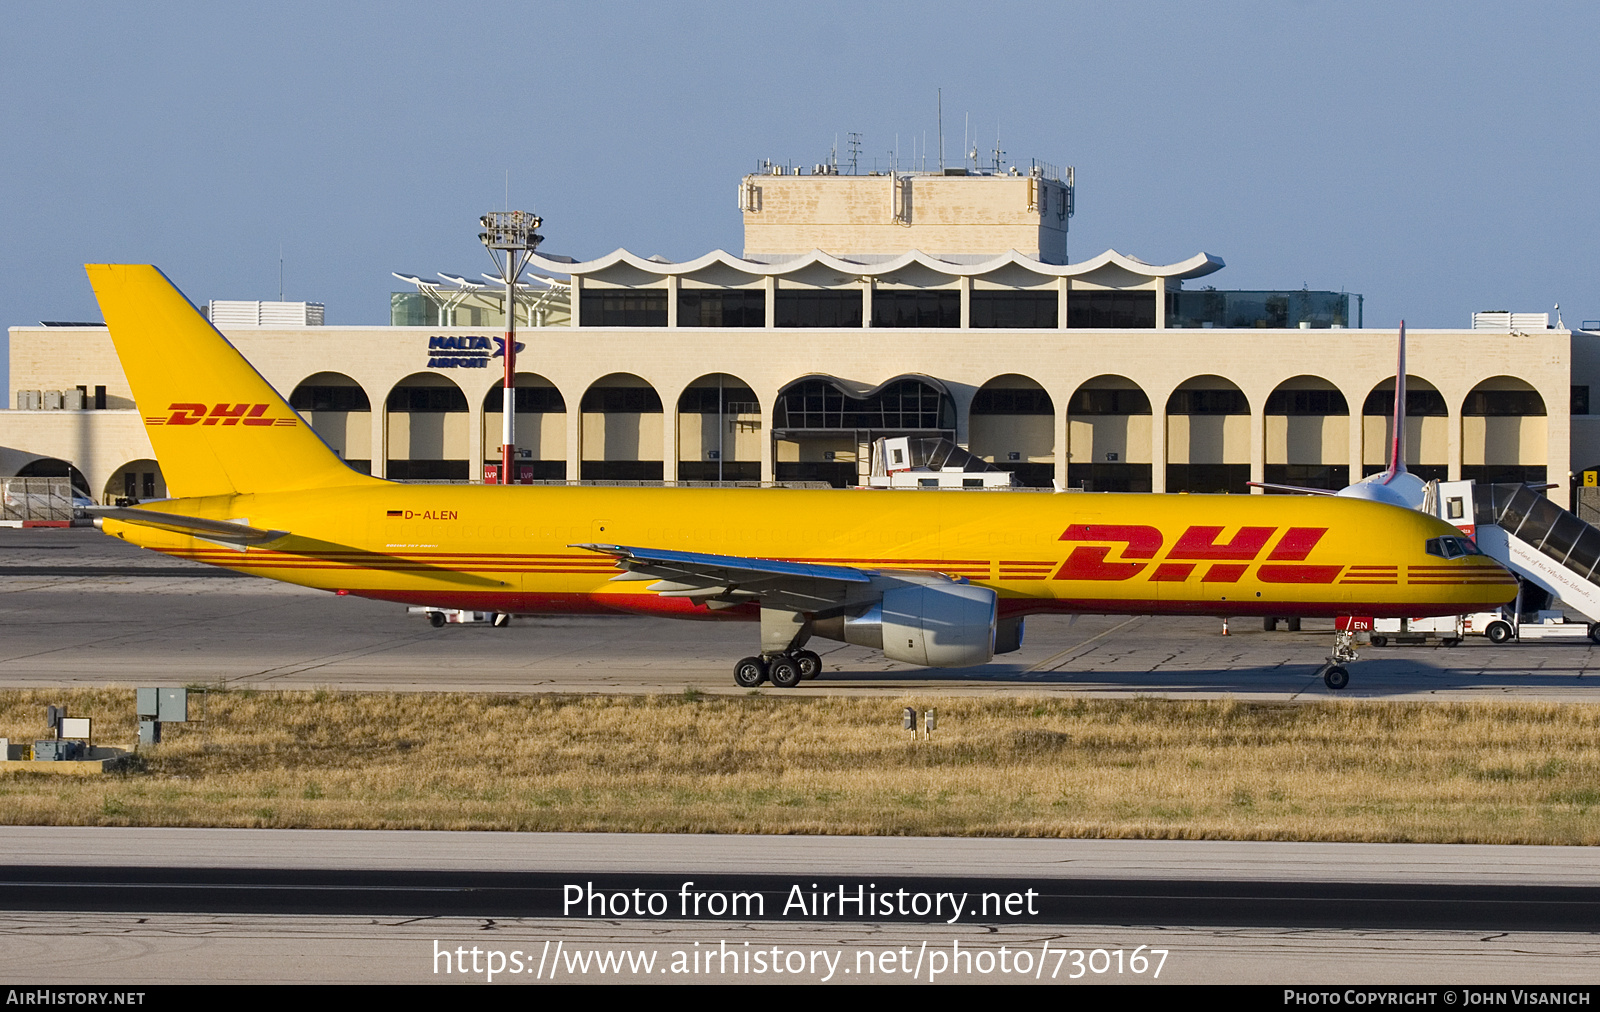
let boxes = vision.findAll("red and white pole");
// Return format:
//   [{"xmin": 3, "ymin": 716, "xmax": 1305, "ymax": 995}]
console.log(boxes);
[
  {"xmin": 500, "ymin": 256, "xmax": 516, "ymax": 483},
  {"xmin": 479, "ymin": 211, "xmax": 541, "ymax": 485}
]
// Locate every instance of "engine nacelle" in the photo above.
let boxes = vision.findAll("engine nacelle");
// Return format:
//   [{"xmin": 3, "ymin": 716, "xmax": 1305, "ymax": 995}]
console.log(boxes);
[{"xmin": 815, "ymin": 583, "xmax": 997, "ymax": 668}]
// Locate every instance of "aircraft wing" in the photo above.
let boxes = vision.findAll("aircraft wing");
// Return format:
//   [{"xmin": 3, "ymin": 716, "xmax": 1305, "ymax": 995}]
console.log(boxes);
[
  {"xmin": 572, "ymin": 543, "xmax": 872, "ymax": 612},
  {"xmin": 90, "ymin": 506, "xmax": 288, "ymax": 546}
]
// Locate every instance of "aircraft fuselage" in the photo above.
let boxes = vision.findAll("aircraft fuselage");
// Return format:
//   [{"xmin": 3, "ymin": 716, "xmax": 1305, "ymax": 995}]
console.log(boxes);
[{"xmin": 101, "ymin": 482, "xmax": 1517, "ymax": 620}]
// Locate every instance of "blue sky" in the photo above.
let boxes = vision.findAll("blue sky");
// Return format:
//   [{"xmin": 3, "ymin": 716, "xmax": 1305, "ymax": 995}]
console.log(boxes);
[{"xmin": 2, "ymin": 1, "xmax": 1596, "ymax": 388}]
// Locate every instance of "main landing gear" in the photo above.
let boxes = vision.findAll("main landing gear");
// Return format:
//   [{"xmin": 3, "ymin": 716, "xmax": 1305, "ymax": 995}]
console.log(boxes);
[{"xmin": 733, "ymin": 650, "xmax": 822, "ymax": 689}]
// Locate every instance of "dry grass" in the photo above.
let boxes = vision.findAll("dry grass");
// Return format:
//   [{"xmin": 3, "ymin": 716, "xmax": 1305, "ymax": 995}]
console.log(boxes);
[{"xmin": 4, "ymin": 687, "xmax": 1600, "ymax": 843}]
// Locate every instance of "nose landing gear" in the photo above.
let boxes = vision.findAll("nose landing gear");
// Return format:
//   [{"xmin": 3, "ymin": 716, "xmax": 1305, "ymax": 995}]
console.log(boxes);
[{"xmin": 1318, "ymin": 628, "xmax": 1359, "ymax": 690}]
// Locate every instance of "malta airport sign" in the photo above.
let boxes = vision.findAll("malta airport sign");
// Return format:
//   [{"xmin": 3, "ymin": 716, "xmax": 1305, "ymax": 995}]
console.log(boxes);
[{"xmin": 427, "ymin": 335, "xmax": 524, "ymax": 369}]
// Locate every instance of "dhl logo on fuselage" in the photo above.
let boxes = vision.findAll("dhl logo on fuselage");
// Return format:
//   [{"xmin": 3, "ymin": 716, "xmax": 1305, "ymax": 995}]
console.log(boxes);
[
  {"xmin": 1054, "ymin": 524, "xmax": 1343, "ymax": 585},
  {"xmin": 144, "ymin": 403, "xmax": 298, "ymax": 427}
]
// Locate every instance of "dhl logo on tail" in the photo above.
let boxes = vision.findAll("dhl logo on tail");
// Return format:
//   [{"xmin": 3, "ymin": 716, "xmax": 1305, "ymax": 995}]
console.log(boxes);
[{"xmin": 145, "ymin": 403, "xmax": 299, "ymax": 427}]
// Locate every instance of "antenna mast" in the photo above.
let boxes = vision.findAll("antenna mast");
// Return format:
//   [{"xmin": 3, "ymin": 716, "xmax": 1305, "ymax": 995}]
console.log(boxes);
[{"xmin": 478, "ymin": 210, "xmax": 544, "ymax": 486}]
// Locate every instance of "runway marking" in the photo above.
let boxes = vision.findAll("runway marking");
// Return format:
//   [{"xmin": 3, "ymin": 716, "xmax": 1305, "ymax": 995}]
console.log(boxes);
[{"xmin": 1026, "ymin": 616, "xmax": 1143, "ymax": 674}]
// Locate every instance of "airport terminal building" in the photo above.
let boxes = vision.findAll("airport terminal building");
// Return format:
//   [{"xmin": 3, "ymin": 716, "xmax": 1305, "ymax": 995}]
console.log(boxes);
[{"xmin": 5, "ymin": 161, "xmax": 1595, "ymax": 504}]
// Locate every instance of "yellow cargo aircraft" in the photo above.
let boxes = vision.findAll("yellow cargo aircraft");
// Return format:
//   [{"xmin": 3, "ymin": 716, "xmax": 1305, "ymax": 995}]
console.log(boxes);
[{"xmin": 85, "ymin": 264, "xmax": 1517, "ymax": 690}]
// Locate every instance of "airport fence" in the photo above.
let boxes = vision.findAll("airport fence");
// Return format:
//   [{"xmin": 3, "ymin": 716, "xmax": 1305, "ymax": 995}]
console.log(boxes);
[{"xmin": 1, "ymin": 478, "xmax": 78, "ymax": 521}]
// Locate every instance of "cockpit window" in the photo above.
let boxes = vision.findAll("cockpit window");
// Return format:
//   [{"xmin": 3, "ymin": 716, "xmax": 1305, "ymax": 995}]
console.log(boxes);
[{"xmin": 1425, "ymin": 536, "xmax": 1482, "ymax": 559}]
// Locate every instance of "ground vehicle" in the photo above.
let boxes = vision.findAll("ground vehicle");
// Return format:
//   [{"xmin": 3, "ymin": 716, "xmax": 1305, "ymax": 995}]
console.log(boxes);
[
  {"xmin": 405, "ymin": 607, "xmax": 510, "ymax": 628},
  {"xmin": 1459, "ymin": 609, "xmax": 1600, "ymax": 644},
  {"xmin": 1369, "ymin": 615, "xmax": 1463, "ymax": 647},
  {"xmin": 83, "ymin": 265, "xmax": 1518, "ymax": 689}
]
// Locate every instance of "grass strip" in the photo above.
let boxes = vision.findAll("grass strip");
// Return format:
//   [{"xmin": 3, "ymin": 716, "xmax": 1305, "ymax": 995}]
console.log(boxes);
[{"xmin": 3, "ymin": 687, "xmax": 1600, "ymax": 843}]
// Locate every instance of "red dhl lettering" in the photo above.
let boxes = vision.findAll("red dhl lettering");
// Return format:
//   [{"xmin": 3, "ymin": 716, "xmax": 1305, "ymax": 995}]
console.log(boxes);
[
  {"xmin": 155, "ymin": 402, "xmax": 293, "ymax": 427},
  {"xmin": 1169, "ymin": 525, "xmax": 1276, "ymax": 560},
  {"xmin": 164, "ymin": 403, "xmax": 208, "ymax": 425},
  {"xmin": 1052, "ymin": 524, "xmax": 1337, "ymax": 583},
  {"xmin": 1054, "ymin": 524, "xmax": 1161, "ymax": 581}
]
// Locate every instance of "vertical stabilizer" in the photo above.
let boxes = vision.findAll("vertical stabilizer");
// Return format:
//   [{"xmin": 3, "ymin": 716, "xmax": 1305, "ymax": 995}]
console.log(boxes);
[
  {"xmin": 1384, "ymin": 320, "xmax": 1408, "ymax": 484},
  {"xmin": 86, "ymin": 264, "xmax": 378, "ymax": 498},
  {"xmin": 1337, "ymin": 322, "xmax": 1426, "ymax": 508}
]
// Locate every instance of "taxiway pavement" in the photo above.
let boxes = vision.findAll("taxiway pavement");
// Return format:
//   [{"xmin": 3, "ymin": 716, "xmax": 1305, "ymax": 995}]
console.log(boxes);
[
  {"xmin": 3, "ymin": 528, "xmax": 1598, "ymax": 699},
  {"xmin": 3, "ymin": 828, "xmax": 1600, "ymax": 984}
]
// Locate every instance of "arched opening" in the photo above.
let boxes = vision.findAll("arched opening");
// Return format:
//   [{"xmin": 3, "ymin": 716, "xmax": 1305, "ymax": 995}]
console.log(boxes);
[
  {"xmin": 1166, "ymin": 376, "xmax": 1249, "ymax": 493},
  {"xmin": 677, "ymin": 374, "xmax": 761, "ymax": 482},
  {"xmin": 11, "ymin": 457, "xmax": 89, "ymax": 497},
  {"xmin": 384, "ymin": 373, "xmax": 469, "ymax": 480},
  {"xmin": 1362, "ymin": 376, "xmax": 1448, "ymax": 481},
  {"xmin": 1264, "ymin": 376, "xmax": 1349, "ymax": 491},
  {"xmin": 481, "ymin": 373, "xmax": 567, "ymax": 481},
  {"xmin": 773, "ymin": 375, "xmax": 955, "ymax": 487},
  {"xmin": 1067, "ymin": 375, "xmax": 1151, "ymax": 491},
  {"xmin": 969, "ymin": 374, "xmax": 1055, "ymax": 487},
  {"xmin": 102, "ymin": 458, "xmax": 166, "ymax": 503},
  {"xmin": 580, "ymin": 373, "xmax": 663, "ymax": 481},
  {"xmin": 4, "ymin": 459, "xmax": 89, "ymax": 519},
  {"xmin": 290, "ymin": 372, "xmax": 372, "ymax": 474},
  {"xmin": 1462, "ymin": 377, "xmax": 1547, "ymax": 485}
]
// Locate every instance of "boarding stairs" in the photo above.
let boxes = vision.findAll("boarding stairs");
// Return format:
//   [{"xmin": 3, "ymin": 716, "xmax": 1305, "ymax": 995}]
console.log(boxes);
[{"xmin": 1439, "ymin": 481, "xmax": 1600, "ymax": 624}]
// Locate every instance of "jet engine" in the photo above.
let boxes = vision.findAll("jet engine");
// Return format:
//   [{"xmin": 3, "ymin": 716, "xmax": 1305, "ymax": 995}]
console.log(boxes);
[{"xmin": 814, "ymin": 583, "xmax": 998, "ymax": 667}]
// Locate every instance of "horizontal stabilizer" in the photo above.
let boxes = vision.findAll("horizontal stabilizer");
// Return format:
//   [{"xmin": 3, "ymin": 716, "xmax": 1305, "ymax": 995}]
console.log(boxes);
[{"xmin": 91, "ymin": 507, "xmax": 287, "ymax": 546}]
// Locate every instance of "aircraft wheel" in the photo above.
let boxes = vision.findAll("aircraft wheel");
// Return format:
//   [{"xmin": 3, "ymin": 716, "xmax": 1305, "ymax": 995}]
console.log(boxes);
[
  {"xmin": 1287, "ymin": 617, "xmax": 1302, "ymax": 632},
  {"xmin": 1264, "ymin": 617, "xmax": 1279, "ymax": 632},
  {"xmin": 1444, "ymin": 637, "xmax": 1463, "ymax": 647},
  {"xmin": 1324, "ymin": 666, "xmax": 1350, "ymax": 690},
  {"xmin": 767, "ymin": 654, "xmax": 802, "ymax": 689},
  {"xmin": 1370, "ymin": 635, "xmax": 1387, "ymax": 647},
  {"xmin": 429, "ymin": 612, "xmax": 445, "ymax": 628},
  {"xmin": 794, "ymin": 649, "xmax": 822, "ymax": 680},
  {"xmin": 733, "ymin": 656, "xmax": 767, "ymax": 688}
]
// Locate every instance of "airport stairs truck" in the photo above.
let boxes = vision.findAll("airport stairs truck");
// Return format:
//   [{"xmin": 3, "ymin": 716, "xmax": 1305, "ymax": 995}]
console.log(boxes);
[{"xmin": 1419, "ymin": 481, "xmax": 1600, "ymax": 644}]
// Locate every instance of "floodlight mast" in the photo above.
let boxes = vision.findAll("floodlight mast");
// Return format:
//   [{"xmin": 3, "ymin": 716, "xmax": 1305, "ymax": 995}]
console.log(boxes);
[{"xmin": 478, "ymin": 211, "xmax": 543, "ymax": 483}]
